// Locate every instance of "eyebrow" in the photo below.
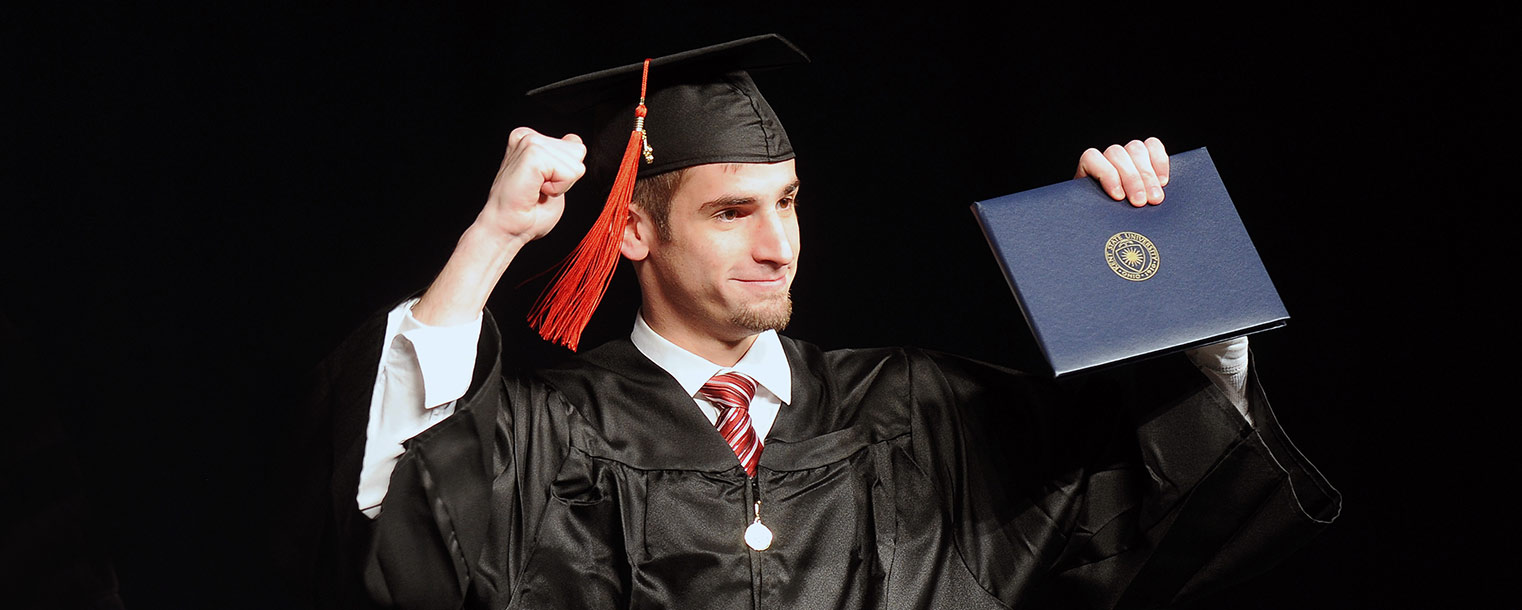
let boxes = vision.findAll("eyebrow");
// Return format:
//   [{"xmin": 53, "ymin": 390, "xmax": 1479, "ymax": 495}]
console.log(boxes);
[{"xmin": 696, "ymin": 180, "xmax": 801, "ymax": 214}]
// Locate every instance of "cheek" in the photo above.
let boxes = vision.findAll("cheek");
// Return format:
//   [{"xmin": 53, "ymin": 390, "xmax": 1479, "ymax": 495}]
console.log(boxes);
[{"xmin": 672, "ymin": 240, "xmax": 729, "ymax": 291}]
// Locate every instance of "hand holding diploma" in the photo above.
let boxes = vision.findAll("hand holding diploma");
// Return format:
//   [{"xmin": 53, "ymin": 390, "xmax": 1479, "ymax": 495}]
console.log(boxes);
[{"xmin": 1075, "ymin": 137, "xmax": 1171, "ymax": 207}]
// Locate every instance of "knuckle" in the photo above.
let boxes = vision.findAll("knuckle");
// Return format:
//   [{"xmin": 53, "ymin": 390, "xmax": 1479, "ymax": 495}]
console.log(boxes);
[{"xmin": 522, "ymin": 135, "xmax": 552, "ymax": 154}]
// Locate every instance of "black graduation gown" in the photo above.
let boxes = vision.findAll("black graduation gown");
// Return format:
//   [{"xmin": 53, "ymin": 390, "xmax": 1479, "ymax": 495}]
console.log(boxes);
[{"xmin": 357, "ymin": 312, "xmax": 1339, "ymax": 609}]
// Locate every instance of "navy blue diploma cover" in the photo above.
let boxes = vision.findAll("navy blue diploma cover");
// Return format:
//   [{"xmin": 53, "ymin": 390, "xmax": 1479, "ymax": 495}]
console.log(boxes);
[{"xmin": 971, "ymin": 147, "xmax": 1288, "ymax": 377}]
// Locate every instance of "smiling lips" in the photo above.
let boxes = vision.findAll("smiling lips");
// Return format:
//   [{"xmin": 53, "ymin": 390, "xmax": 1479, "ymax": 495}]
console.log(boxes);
[{"xmin": 734, "ymin": 276, "xmax": 787, "ymax": 287}]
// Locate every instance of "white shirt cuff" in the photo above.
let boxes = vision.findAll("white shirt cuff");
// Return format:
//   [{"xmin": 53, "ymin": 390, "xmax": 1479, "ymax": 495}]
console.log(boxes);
[
  {"xmin": 1186, "ymin": 335, "xmax": 1253, "ymax": 426},
  {"xmin": 398, "ymin": 303, "xmax": 483, "ymax": 409}
]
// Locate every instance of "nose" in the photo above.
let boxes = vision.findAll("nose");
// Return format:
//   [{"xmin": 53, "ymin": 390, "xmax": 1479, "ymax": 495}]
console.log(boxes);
[{"xmin": 752, "ymin": 209, "xmax": 797, "ymax": 267}]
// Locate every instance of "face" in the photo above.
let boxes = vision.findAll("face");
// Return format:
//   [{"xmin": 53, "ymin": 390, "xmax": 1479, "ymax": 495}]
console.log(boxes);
[{"xmin": 628, "ymin": 159, "xmax": 800, "ymax": 343}]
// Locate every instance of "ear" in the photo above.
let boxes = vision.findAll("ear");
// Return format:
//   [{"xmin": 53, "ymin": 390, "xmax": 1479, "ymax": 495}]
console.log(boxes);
[{"xmin": 621, "ymin": 202, "xmax": 652, "ymax": 261}]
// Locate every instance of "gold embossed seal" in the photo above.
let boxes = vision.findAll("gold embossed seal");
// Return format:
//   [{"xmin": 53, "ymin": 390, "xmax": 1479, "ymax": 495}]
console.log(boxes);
[{"xmin": 1104, "ymin": 232, "xmax": 1160, "ymax": 281}]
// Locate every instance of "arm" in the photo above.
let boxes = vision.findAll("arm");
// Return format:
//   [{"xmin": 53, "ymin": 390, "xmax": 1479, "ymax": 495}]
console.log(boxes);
[
  {"xmin": 926, "ymin": 140, "xmax": 1325, "ymax": 605},
  {"xmin": 415, "ymin": 127, "xmax": 586, "ymax": 326},
  {"xmin": 354, "ymin": 128, "xmax": 587, "ymax": 517},
  {"xmin": 923, "ymin": 351, "xmax": 1338, "ymax": 609},
  {"xmin": 1053, "ymin": 357, "xmax": 1339, "ymax": 607}
]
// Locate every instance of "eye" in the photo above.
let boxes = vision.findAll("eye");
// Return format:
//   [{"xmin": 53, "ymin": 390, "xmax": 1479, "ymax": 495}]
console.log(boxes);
[
  {"xmin": 778, "ymin": 195, "xmax": 796, "ymax": 211},
  {"xmin": 716, "ymin": 208, "xmax": 741, "ymax": 221}
]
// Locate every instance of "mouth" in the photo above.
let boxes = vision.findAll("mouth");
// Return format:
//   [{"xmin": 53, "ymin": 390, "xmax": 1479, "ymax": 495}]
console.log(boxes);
[{"xmin": 734, "ymin": 276, "xmax": 788, "ymax": 287}]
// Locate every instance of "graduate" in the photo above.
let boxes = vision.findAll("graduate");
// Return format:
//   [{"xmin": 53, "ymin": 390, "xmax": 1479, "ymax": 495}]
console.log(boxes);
[{"xmin": 306, "ymin": 34, "xmax": 1339, "ymax": 609}]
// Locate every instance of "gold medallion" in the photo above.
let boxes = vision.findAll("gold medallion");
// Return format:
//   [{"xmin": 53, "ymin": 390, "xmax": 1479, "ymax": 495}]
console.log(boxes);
[{"xmin": 1104, "ymin": 231, "xmax": 1161, "ymax": 281}]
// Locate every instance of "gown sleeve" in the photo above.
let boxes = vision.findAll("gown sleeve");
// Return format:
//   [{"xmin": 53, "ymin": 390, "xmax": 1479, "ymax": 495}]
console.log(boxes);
[
  {"xmin": 278, "ymin": 305, "xmax": 390, "ymax": 610},
  {"xmin": 362, "ymin": 309, "xmax": 578, "ymax": 609},
  {"xmin": 914, "ymin": 350, "xmax": 1340, "ymax": 609},
  {"xmin": 283, "ymin": 298, "xmax": 507, "ymax": 610}
]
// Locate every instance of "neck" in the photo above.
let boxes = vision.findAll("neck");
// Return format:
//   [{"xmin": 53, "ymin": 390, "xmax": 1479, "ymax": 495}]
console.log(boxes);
[{"xmin": 640, "ymin": 308, "xmax": 759, "ymax": 367}]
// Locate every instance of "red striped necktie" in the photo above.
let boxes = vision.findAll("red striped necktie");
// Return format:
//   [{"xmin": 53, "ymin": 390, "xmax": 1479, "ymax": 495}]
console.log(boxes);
[{"xmin": 699, "ymin": 372, "xmax": 761, "ymax": 477}]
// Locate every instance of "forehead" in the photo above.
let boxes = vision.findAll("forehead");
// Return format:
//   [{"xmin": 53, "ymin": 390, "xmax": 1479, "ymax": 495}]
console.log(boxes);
[{"xmin": 672, "ymin": 159, "xmax": 799, "ymax": 204}]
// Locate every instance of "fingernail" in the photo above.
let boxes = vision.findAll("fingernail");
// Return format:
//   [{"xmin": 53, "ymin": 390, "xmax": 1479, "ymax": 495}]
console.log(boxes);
[
  {"xmin": 1111, "ymin": 186, "xmax": 1125, "ymax": 199},
  {"xmin": 1159, "ymin": 175, "xmax": 1169, "ymax": 186},
  {"xmin": 1149, "ymin": 186, "xmax": 1164, "ymax": 200}
]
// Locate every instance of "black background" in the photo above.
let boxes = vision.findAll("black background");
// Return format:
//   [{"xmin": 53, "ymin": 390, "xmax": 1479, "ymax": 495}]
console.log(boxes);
[{"xmin": 4, "ymin": 2, "xmax": 1510, "ymax": 608}]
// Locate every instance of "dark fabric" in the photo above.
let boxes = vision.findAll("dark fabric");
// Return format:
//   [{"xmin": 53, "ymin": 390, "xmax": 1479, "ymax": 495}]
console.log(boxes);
[
  {"xmin": 279, "ymin": 296, "xmax": 501, "ymax": 609},
  {"xmin": 355, "ymin": 311, "xmax": 1338, "ymax": 609},
  {"xmin": 278, "ymin": 306, "xmax": 388, "ymax": 610}
]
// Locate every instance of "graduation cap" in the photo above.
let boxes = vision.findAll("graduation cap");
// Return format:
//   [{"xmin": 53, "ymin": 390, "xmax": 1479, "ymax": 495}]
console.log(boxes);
[{"xmin": 524, "ymin": 34, "xmax": 809, "ymax": 351}]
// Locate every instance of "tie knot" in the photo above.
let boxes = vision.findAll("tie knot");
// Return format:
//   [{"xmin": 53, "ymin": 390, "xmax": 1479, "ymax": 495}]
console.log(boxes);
[{"xmin": 699, "ymin": 371, "xmax": 758, "ymax": 412}]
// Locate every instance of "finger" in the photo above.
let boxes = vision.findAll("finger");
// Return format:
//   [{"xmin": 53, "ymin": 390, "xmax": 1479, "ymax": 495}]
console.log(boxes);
[
  {"xmin": 539, "ymin": 157, "xmax": 586, "ymax": 198},
  {"xmin": 495, "ymin": 142, "xmax": 583, "ymax": 203},
  {"xmin": 529, "ymin": 145, "xmax": 585, "ymax": 198},
  {"xmin": 504, "ymin": 132, "xmax": 586, "ymax": 198},
  {"xmin": 542, "ymin": 135, "xmax": 588, "ymax": 192},
  {"xmin": 532, "ymin": 134, "xmax": 588, "ymax": 197},
  {"xmin": 1145, "ymin": 137, "xmax": 1169, "ymax": 186},
  {"xmin": 1076, "ymin": 148, "xmax": 1126, "ymax": 201},
  {"xmin": 499, "ymin": 127, "xmax": 544, "ymax": 173},
  {"xmin": 1103, "ymin": 144, "xmax": 1148, "ymax": 207},
  {"xmin": 1124, "ymin": 140, "xmax": 1164, "ymax": 205},
  {"xmin": 542, "ymin": 147, "xmax": 588, "ymax": 198},
  {"xmin": 506, "ymin": 129, "xmax": 581, "ymax": 166},
  {"xmin": 508, "ymin": 126, "xmax": 539, "ymax": 149},
  {"xmin": 497, "ymin": 150, "xmax": 556, "ymax": 201},
  {"xmin": 529, "ymin": 133, "xmax": 589, "ymax": 173}
]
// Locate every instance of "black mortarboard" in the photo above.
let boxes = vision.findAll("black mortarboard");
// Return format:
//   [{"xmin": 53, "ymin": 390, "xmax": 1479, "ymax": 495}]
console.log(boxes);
[
  {"xmin": 527, "ymin": 33, "xmax": 809, "ymax": 183},
  {"xmin": 524, "ymin": 34, "xmax": 810, "ymax": 351}
]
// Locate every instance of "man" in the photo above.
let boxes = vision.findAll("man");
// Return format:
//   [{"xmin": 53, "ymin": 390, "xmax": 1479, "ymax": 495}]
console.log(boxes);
[{"xmin": 312, "ymin": 35, "xmax": 1337, "ymax": 609}]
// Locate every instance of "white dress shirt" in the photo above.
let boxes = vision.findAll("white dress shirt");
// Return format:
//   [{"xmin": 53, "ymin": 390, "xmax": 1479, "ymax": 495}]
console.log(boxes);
[
  {"xmin": 356, "ymin": 301, "xmax": 1252, "ymax": 518},
  {"xmin": 627, "ymin": 313, "xmax": 791, "ymax": 442}
]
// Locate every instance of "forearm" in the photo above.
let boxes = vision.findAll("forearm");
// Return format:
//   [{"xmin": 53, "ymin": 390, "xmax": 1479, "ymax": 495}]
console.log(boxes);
[{"xmin": 412, "ymin": 218, "xmax": 528, "ymax": 327}]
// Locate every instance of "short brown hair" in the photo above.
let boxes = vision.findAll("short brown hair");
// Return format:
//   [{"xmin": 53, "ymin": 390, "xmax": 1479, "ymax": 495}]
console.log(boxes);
[{"xmin": 629, "ymin": 168, "xmax": 688, "ymax": 241}]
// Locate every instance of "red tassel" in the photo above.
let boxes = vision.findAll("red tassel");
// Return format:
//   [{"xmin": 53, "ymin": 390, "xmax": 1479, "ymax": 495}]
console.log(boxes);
[{"xmin": 527, "ymin": 59, "xmax": 653, "ymax": 351}]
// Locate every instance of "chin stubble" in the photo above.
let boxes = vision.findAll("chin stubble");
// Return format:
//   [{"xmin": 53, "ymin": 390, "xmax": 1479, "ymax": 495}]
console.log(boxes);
[{"xmin": 731, "ymin": 292, "xmax": 793, "ymax": 332}]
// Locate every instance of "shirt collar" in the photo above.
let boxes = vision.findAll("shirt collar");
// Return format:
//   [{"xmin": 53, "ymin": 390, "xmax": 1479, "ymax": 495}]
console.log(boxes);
[{"xmin": 630, "ymin": 312, "xmax": 792, "ymax": 404}]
